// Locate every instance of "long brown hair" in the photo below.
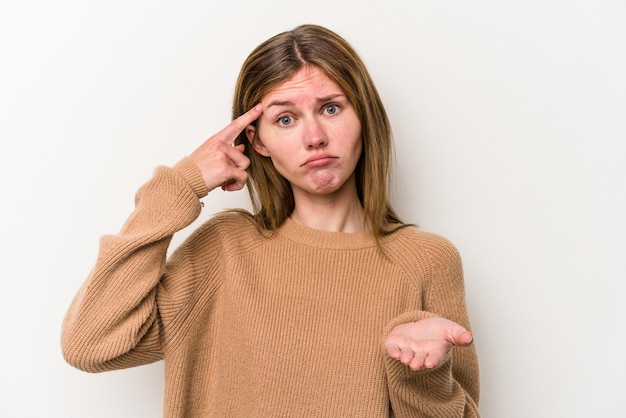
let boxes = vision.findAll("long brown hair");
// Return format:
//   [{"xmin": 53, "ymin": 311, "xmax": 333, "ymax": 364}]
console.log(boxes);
[{"xmin": 232, "ymin": 24, "xmax": 405, "ymax": 239}]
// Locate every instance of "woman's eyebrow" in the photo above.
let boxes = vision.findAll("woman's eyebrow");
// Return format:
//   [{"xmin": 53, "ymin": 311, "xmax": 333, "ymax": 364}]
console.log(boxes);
[
  {"xmin": 315, "ymin": 93, "xmax": 346, "ymax": 104},
  {"xmin": 265, "ymin": 94, "xmax": 347, "ymax": 109},
  {"xmin": 266, "ymin": 100, "xmax": 294, "ymax": 109}
]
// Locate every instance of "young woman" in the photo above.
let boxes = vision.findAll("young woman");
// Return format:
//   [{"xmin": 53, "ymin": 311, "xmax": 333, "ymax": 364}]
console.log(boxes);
[{"xmin": 62, "ymin": 24, "xmax": 481, "ymax": 417}]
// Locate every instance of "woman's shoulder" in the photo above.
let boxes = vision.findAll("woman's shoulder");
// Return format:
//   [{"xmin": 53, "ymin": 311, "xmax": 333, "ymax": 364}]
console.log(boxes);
[
  {"xmin": 188, "ymin": 210, "xmax": 271, "ymax": 252},
  {"xmin": 206, "ymin": 209, "xmax": 256, "ymax": 228},
  {"xmin": 192, "ymin": 210, "xmax": 257, "ymax": 236},
  {"xmin": 382, "ymin": 227, "xmax": 464, "ymax": 289},
  {"xmin": 385, "ymin": 225, "xmax": 462, "ymax": 266}
]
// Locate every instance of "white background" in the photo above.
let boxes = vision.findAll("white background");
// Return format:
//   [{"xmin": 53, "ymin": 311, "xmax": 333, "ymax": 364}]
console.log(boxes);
[{"xmin": 1, "ymin": 1, "xmax": 625, "ymax": 417}]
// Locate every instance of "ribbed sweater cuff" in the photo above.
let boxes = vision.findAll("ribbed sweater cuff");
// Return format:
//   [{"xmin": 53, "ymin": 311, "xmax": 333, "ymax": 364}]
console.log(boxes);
[
  {"xmin": 381, "ymin": 310, "xmax": 438, "ymax": 340},
  {"xmin": 172, "ymin": 157, "xmax": 209, "ymax": 198}
]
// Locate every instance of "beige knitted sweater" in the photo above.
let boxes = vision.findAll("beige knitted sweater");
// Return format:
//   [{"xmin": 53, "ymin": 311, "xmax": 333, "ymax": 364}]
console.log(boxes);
[{"xmin": 61, "ymin": 157, "xmax": 480, "ymax": 417}]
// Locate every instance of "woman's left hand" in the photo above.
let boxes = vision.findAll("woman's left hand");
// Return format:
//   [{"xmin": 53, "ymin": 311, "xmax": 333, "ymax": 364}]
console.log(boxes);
[{"xmin": 384, "ymin": 317, "xmax": 473, "ymax": 370}]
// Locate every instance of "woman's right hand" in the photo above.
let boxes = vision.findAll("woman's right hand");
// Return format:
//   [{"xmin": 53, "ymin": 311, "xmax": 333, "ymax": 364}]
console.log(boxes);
[{"xmin": 190, "ymin": 104, "xmax": 263, "ymax": 192}]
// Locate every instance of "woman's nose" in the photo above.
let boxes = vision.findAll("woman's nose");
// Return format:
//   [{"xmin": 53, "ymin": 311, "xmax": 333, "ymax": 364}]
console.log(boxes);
[{"xmin": 304, "ymin": 118, "xmax": 328, "ymax": 148}]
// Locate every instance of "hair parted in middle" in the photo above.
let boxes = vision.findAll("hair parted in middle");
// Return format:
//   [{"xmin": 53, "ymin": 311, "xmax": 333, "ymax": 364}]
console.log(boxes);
[{"xmin": 232, "ymin": 24, "xmax": 405, "ymax": 239}]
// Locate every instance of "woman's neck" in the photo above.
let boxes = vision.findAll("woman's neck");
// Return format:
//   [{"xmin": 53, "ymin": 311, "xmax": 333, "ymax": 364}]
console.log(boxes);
[{"xmin": 290, "ymin": 184, "xmax": 366, "ymax": 233}]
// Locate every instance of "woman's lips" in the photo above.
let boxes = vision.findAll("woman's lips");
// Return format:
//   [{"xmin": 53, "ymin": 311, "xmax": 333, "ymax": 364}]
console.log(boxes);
[{"xmin": 302, "ymin": 155, "xmax": 337, "ymax": 167}]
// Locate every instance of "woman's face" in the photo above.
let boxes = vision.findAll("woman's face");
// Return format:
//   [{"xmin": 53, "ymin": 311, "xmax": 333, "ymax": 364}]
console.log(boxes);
[{"xmin": 247, "ymin": 66, "xmax": 362, "ymax": 200}]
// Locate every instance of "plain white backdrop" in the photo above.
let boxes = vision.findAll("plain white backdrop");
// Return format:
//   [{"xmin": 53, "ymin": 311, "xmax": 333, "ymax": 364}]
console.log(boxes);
[{"xmin": 1, "ymin": 1, "xmax": 625, "ymax": 417}]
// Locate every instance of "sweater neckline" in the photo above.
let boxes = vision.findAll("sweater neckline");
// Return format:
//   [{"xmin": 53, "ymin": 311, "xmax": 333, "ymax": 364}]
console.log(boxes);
[{"xmin": 277, "ymin": 217, "xmax": 378, "ymax": 250}]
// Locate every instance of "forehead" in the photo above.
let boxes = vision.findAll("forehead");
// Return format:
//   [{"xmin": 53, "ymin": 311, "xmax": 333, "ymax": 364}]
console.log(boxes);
[{"xmin": 263, "ymin": 66, "xmax": 344, "ymax": 102}]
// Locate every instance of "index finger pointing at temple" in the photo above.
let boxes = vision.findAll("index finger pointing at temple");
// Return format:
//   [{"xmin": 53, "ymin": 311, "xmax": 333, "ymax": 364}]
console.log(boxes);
[{"xmin": 217, "ymin": 104, "xmax": 263, "ymax": 144}]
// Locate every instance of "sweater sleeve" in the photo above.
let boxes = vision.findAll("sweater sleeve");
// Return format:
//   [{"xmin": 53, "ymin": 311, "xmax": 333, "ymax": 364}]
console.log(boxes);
[
  {"xmin": 61, "ymin": 157, "xmax": 208, "ymax": 373},
  {"xmin": 382, "ymin": 239, "xmax": 481, "ymax": 418}
]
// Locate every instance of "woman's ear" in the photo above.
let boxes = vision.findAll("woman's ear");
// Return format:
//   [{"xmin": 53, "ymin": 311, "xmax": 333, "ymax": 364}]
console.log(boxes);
[{"xmin": 245, "ymin": 125, "xmax": 270, "ymax": 157}]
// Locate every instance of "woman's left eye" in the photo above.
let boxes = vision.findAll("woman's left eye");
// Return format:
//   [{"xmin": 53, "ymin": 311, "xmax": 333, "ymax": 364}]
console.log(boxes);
[{"xmin": 323, "ymin": 104, "xmax": 341, "ymax": 115}]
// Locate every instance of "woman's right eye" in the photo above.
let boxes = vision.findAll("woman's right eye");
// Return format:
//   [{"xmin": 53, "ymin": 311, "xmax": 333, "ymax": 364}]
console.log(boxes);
[{"xmin": 277, "ymin": 115, "xmax": 293, "ymax": 126}]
